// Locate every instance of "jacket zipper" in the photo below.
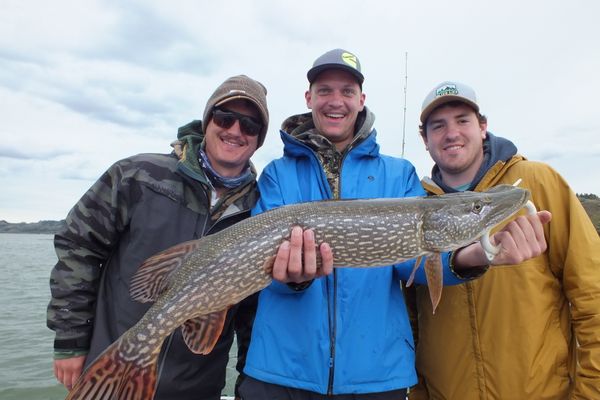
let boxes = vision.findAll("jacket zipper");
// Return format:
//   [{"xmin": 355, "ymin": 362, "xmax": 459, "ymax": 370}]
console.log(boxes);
[
  {"xmin": 327, "ymin": 270, "xmax": 338, "ymax": 395},
  {"xmin": 327, "ymin": 146, "xmax": 353, "ymax": 395}
]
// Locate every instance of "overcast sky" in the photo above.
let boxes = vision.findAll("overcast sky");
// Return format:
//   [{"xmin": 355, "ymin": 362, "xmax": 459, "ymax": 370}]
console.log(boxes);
[{"xmin": 1, "ymin": 0, "xmax": 598, "ymax": 223}]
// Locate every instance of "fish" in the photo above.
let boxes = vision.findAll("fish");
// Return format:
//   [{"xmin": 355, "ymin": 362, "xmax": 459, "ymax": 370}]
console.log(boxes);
[{"xmin": 66, "ymin": 184, "xmax": 531, "ymax": 400}]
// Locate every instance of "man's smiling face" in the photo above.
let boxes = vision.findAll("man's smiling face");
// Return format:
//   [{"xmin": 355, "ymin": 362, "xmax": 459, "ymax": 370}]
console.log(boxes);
[
  {"xmin": 204, "ymin": 99, "xmax": 260, "ymax": 177},
  {"xmin": 423, "ymin": 103, "xmax": 487, "ymax": 186},
  {"xmin": 305, "ymin": 69, "xmax": 365, "ymax": 151}
]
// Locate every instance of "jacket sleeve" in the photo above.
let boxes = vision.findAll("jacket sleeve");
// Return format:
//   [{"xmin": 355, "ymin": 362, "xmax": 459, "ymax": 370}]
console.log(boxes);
[
  {"xmin": 46, "ymin": 160, "xmax": 133, "ymax": 351},
  {"xmin": 535, "ymin": 164, "xmax": 600, "ymax": 398}
]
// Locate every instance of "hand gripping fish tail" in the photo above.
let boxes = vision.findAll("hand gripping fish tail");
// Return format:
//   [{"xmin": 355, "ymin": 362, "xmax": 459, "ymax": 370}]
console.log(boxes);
[{"xmin": 66, "ymin": 184, "xmax": 531, "ymax": 400}]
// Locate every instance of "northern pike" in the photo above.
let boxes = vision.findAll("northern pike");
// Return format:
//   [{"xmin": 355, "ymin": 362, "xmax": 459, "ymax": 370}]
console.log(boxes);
[{"xmin": 66, "ymin": 184, "xmax": 531, "ymax": 400}]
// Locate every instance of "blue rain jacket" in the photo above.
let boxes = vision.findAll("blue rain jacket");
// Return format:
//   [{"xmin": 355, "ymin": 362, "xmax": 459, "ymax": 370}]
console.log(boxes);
[{"xmin": 244, "ymin": 123, "xmax": 465, "ymax": 395}]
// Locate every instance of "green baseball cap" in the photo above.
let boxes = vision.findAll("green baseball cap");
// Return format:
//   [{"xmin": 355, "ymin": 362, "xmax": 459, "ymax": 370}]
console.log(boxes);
[{"xmin": 420, "ymin": 81, "xmax": 479, "ymax": 124}]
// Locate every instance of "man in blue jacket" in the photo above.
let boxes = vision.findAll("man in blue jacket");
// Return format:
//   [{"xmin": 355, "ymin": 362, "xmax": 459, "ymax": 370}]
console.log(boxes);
[{"xmin": 239, "ymin": 49, "xmax": 549, "ymax": 399}]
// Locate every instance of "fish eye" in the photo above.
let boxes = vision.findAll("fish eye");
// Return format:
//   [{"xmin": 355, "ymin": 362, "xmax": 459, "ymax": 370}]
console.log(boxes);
[{"xmin": 472, "ymin": 201, "xmax": 483, "ymax": 214}]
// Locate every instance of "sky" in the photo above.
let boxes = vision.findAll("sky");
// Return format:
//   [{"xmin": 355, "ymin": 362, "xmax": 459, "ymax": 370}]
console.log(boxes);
[{"xmin": 1, "ymin": 0, "xmax": 599, "ymax": 223}]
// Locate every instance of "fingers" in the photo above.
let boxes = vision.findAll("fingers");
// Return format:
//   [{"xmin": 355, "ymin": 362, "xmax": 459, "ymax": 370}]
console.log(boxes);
[
  {"xmin": 272, "ymin": 240, "xmax": 291, "ymax": 282},
  {"xmin": 53, "ymin": 356, "xmax": 85, "ymax": 391},
  {"xmin": 536, "ymin": 210, "xmax": 552, "ymax": 225},
  {"xmin": 287, "ymin": 226, "xmax": 305, "ymax": 281},
  {"xmin": 64, "ymin": 369, "xmax": 75, "ymax": 391},
  {"xmin": 272, "ymin": 226, "xmax": 334, "ymax": 284},
  {"xmin": 54, "ymin": 360, "xmax": 62, "ymax": 384},
  {"xmin": 490, "ymin": 211, "xmax": 549, "ymax": 265},
  {"xmin": 319, "ymin": 242, "xmax": 334, "ymax": 276},
  {"xmin": 302, "ymin": 229, "xmax": 318, "ymax": 277}
]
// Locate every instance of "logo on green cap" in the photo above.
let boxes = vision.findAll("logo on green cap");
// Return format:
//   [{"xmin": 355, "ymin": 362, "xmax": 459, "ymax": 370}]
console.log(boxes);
[{"xmin": 436, "ymin": 84, "xmax": 458, "ymax": 97}]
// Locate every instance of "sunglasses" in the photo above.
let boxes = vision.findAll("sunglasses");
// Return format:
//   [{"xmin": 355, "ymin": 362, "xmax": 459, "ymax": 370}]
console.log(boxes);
[{"xmin": 211, "ymin": 108, "xmax": 263, "ymax": 137}]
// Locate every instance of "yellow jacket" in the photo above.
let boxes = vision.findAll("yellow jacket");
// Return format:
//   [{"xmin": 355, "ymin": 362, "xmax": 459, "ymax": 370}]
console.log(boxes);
[{"xmin": 407, "ymin": 154, "xmax": 600, "ymax": 399}]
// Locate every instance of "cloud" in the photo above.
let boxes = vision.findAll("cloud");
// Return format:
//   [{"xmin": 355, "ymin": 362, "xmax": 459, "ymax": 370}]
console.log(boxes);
[
  {"xmin": 78, "ymin": 1, "xmax": 218, "ymax": 74},
  {"xmin": 1, "ymin": 0, "xmax": 599, "ymax": 222},
  {"xmin": 0, "ymin": 145, "xmax": 70, "ymax": 161}
]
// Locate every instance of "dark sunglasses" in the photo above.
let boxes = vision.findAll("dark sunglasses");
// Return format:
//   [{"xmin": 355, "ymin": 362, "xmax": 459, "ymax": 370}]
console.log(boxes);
[{"xmin": 211, "ymin": 108, "xmax": 263, "ymax": 137}]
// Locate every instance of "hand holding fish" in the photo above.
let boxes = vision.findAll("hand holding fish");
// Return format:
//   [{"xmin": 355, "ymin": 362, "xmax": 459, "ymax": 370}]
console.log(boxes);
[
  {"xmin": 488, "ymin": 210, "xmax": 551, "ymax": 265},
  {"xmin": 272, "ymin": 226, "xmax": 334, "ymax": 283},
  {"xmin": 453, "ymin": 210, "xmax": 552, "ymax": 268}
]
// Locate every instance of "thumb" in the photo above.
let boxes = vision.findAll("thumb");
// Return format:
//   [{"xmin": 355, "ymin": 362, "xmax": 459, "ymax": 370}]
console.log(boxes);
[{"xmin": 537, "ymin": 210, "xmax": 552, "ymax": 225}]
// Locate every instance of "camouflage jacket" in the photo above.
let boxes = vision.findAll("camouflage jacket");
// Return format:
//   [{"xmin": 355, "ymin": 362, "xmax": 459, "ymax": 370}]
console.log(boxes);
[{"xmin": 47, "ymin": 120, "xmax": 259, "ymax": 399}]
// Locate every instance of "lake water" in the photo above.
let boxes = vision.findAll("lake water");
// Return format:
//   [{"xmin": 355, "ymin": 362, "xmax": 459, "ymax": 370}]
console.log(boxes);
[{"xmin": 0, "ymin": 233, "xmax": 237, "ymax": 399}]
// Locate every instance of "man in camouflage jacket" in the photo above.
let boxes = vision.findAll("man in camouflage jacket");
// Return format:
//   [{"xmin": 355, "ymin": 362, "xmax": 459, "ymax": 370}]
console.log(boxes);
[{"xmin": 47, "ymin": 75, "xmax": 269, "ymax": 400}]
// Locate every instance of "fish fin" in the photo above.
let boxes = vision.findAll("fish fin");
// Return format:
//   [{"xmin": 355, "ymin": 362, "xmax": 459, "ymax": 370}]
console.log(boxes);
[
  {"xmin": 406, "ymin": 256, "xmax": 423, "ymax": 287},
  {"xmin": 130, "ymin": 239, "xmax": 202, "ymax": 302},
  {"xmin": 425, "ymin": 253, "xmax": 443, "ymax": 314},
  {"xmin": 263, "ymin": 255, "xmax": 276, "ymax": 275},
  {"xmin": 181, "ymin": 310, "xmax": 228, "ymax": 355},
  {"xmin": 66, "ymin": 337, "xmax": 158, "ymax": 400}
]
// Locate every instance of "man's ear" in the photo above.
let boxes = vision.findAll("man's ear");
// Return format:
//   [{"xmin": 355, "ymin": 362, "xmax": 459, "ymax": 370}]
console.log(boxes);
[
  {"xmin": 305, "ymin": 90, "xmax": 312, "ymax": 109},
  {"xmin": 421, "ymin": 131, "xmax": 429, "ymax": 149},
  {"xmin": 359, "ymin": 92, "xmax": 366, "ymax": 111},
  {"xmin": 480, "ymin": 121, "xmax": 488, "ymax": 139}
]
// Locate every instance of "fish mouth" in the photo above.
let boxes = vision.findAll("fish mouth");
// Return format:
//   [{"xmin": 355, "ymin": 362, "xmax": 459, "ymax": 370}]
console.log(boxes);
[
  {"xmin": 422, "ymin": 184, "xmax": 532, "ymax": 252},
  {"xmin": 482, "ymin": 184, "xmax": 531, "ymax": 225},
  {"xmin": 479, "ymin": 188, "xmax": 537, "ymax": 261}
]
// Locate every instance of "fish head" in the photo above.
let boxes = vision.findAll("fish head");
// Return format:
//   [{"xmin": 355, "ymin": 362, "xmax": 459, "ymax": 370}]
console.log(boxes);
[{"xmin": 421, "ymin": 185, "xmax": 530, "ymax": 251}]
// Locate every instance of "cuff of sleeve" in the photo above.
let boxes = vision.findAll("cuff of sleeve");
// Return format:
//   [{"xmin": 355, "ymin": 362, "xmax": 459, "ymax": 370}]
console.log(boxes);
[
  {"xmin": 54, "ymin": 336, "xmax": 91, "ymax": 351},
  {"xmin": 286, "ymin": 280, "xmax": 314, "ymax": 291},
  {"xmin": 448, "ymin": 250, "xmax": 489, "ymax": 280},
  {"xmin": 53, "ymin": 349, "xmax": 89, "ymax": 360}
]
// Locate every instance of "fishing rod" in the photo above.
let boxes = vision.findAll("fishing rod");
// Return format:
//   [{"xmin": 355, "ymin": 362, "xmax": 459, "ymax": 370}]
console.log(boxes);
[{"xmin": 401, "ymin": 52, "xmax": 408, "ymax": 158}]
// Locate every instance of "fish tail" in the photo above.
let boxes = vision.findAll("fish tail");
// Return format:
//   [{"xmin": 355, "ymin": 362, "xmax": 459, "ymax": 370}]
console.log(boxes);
[{"xmin": 66, "ymin": 337, "xmax": 158, "ymax": 400}]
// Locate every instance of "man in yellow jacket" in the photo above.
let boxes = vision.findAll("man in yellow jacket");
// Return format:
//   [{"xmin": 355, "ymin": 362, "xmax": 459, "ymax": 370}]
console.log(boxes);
[{"xmin": 407, "ymin": 81, "xmax": 600, "ymax": 399}]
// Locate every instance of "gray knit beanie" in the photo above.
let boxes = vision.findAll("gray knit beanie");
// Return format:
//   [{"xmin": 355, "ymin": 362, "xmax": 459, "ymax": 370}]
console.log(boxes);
[{"xmin": 202, "ymin": 75, "xmax": 269, "ymax": 148}]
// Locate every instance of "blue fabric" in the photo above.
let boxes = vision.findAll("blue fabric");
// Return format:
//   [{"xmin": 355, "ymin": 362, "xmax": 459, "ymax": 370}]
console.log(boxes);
[{"xmin": 245, "ymin": 128, "xmax": 461, "ymax": 395}]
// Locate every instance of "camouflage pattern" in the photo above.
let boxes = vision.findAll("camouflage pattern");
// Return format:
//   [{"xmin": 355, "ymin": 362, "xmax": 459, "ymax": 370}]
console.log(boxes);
[
  {"xmin": 47, "ymin": 119, "xmax": 259, "ymax": 398},
  {"xmin": 282, "ymin": 108, "xmax": 375, "ymax": 199}
]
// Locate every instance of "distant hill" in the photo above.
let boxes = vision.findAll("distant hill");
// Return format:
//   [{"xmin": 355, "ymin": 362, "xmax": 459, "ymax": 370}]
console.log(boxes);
[
  {"xmin": 0, "ymin": 220, "xmax": 66, "ymax": 234},
  {"xmin": 578, "ymin": 194, "xmax": 600, "ymax": 235},
  {"xmin": 1, "ymin": 194, "xmax": 599, "ymax": 236}
]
